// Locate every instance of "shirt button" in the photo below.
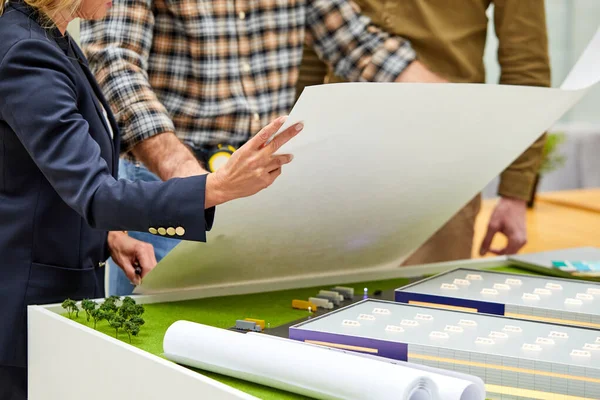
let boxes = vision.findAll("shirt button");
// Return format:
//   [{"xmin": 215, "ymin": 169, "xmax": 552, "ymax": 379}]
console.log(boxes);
[
  {"xmin": 253, "ymin": 113, "xmax": 260, "ymax": 122},
  {"xmin": 149, "ymin": 227, "xmax": 158, "ymax": 234},
  {"xmin": 239, "ymin": 11, "xmax": 246, "ymax": 20},
  {"xmin": 242, "ymin": 63, "xmax": 251, "ymax": 73},
  {"xmin": 158, "ymin": 227, "xmax": 167, "ymax": 235},
  {"xmin": 175, "ymin": 226, "xmax": 186, "ymax": 236},
  {"xmin": 167, "ymin": 227, "xmax": 176, "ymax": 236}
]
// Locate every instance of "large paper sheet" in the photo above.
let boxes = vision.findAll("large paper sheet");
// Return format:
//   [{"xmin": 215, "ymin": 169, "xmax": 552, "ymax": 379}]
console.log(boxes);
[
  {"xmin": 138, "ymin": 28, "xmax": 600, "ymax": 294},
  {"xmin": 163, "ymin": 321, "xmax": 484, "ymax": 400}
]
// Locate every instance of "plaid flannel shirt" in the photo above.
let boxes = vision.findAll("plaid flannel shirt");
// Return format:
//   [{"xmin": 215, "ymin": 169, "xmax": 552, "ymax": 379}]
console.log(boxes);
[{"xmin": 80, "ymin": 0, "xmax": 416, "ymax": 154}]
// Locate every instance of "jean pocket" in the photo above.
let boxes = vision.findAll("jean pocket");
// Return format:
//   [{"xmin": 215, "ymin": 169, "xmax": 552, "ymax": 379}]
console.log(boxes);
[{"xmin": 25, "ymin": 262, "xmax": 99, "ymax": 306}]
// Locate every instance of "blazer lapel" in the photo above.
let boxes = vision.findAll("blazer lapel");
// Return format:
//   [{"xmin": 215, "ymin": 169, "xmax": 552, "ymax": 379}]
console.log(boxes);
[
  {"xmin": 71, "ymin": 51, "xmax": 112, "ymax": 139},
  {"xmin": 69, "ymin": 42, "xmax": 120, "ymax": 174},
  {"xmin": 97, "ymin": 91, "xmax": 120, "ymax": 174},
  {"xmin": 77, "ymin": 59, "xmax": 120, "ymax": 174},
  {"xmin": 66, "ymin": 41, "xmax": 119, "ymax": 174}
]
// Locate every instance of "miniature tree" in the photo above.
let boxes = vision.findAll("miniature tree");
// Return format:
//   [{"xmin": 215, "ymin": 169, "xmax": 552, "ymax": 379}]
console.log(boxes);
[
  {"xmin": 90, "ymin": 308, "xmax": 103, "ymax": 329},
  {"xmin": 99, "ymin": 299, "xmax": 118, "ymax": 314},
  {"xmin": 107, "ymin": 295, "xmax": 121, "ymax": 304},
  {"xmin": 129, "ymin": 316, "xmax": 145, "ymax": 327},
  {"xmin": 109, "ymin": 315, "xmax": 125, "ymax": 338},
  {"xmin": 61, "ymin": 299, "xmax": 70, "ymax": 318},
  {"xmin": 101, "ymin": 296, "xmax": 120, "ymax": 312},
  {"xmin": 61, "ymin": 299, "xmax": 77, "ymax": 319},
  {"xmin": 122, "ymin": 296, "xmax": 136, "ymax": 306},
  {"xmin": 72, "ymin": 302, "xmax": 80, "ymax": 319},
  {"xmin": 81, "ymin": 299, "xmax": 97, "ymax": 322},
  {"xmin": 118, "ymin": 303, "xmax": 134, "ymax": 320},
  {"xmin": 130, "ymin": 324, "xmax": 140, "ymax": 339},
  {"xmin": 131, "ymin": 304, "xmax": 145, "ymax": 317},
  {"xmin": 104, "ymin": 307, "xmax": 117, "ymax": 323},
  {"xmin": 123, "ymin": 321, "xmax": 140, "ymax": 343},
  {"xmin": 98, "ymin": 309, "xmax": 113, "ymax": 326}
]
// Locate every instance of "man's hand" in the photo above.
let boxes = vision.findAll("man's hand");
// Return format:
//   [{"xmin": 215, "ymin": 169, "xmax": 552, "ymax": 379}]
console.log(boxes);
[
  {"xmin": 396, "ymin": 60, "xmax": 448, "ymax": 83},
  {"xmin": 479, "ymin": 197, "xmax": 528, "ymax": 256},
  {"xmin": 107, "ymin": 231, "xmax": 157, "ymax": 286}
]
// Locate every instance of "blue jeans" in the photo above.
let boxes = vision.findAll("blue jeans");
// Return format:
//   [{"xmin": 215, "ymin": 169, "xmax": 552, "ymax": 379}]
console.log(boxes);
[{"xmin": 107, "ymin": 159, "xmax": 181, "ymax": 296}]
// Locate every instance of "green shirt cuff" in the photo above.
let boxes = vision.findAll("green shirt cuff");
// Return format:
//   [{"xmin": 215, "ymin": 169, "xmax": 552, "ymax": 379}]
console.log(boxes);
[{"xmin": 498, "ymin": 170, "xmax": 537, "ymax": 201}]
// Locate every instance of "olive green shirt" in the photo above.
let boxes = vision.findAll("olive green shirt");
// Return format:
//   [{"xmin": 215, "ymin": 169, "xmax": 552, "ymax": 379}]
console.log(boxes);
[{"xmin": 297, "ymin": 0, "xmax": 551, "ymax": 201}]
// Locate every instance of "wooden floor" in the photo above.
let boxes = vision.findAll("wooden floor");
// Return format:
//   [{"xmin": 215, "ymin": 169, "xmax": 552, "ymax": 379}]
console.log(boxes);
[{"xmin": 473, "ymin": 189, "xmax": 600, "ymax": 258}]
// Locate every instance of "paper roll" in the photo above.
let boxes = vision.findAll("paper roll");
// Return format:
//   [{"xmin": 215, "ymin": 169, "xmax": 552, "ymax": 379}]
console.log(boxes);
[
  {"xmin": 247, "ymin": 332, "xmax": 485, "ymax": 400},
  {"xmin": 163, "ymin": 321, "xmax": 484, "ymax": 400}
]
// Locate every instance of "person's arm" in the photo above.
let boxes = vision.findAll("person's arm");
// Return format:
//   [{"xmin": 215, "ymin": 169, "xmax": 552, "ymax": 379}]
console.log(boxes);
[
  {"xmin": 479, "ymin": 0, "xmax": 551, "ymax": 256},
  {"xmin": 0, "ymin": 39, "xmax": 299, "ymax": 239},
  {"xmin": 494, "ymin": 0, "xmax": 551, "ymax": 201},
  {"xmin": 80, "ymin": 0, "xmax": 206, "ymax": 180},
  {"xmin": 305, "ymin": 0, "xmax": 445, "ymax": 83}
]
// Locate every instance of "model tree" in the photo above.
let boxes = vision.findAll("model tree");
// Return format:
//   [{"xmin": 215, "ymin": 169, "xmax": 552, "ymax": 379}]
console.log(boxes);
[
  {"xmin": 107, "ymin": 295, "xmax": 121, "ymax": 304},
  {"xmin": 122, "ymin": 296, "xmax": 136, "ymax": 307},
  {"xmin": 61, "ymin": 299, "xmax": 77, "ymax": 319},
  {"xmin": 90, "ymin": 308, "xmax": 103, "ymax": 329},
  {"xmin": 129, "ymin": 316, "xmax": 145, "ymax": 327},
  {"xmin": 131, "ymin": 304, "xmax": 144, "ymax": 317},
  {"xmin": 100, "ymin": 298, "xmax": 118, "ymax": 314},
  {"xmin": 99, "ymin": 309, "xmax": 114, "ymax": 327},
  {"xmin": 102, "ymin": 296, "xmax": 120, "ymax": 310},
  {"xmin": 109, "ymin": 315, "xmax": 125, "ymax": 338},
  {"xmin": 123, "ymin": 320, "xmax": 141, "ymax": 343},
  {"xmin": 81, "ymin": 299, "xmax": 97, "ymax": 322},
  {"xmin": 118, "ymin": 303, "xmax": 135, "ymax": 320}
]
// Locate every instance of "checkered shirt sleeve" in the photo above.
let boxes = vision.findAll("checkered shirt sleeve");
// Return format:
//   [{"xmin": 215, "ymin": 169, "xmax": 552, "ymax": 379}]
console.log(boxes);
[
  {"xmin": 80, "ymin": 0, "xmax": 175, "ymax": 154},
  {"xmin": 307, "ymin": 0, "xmax": 416, "ymax": 83}
]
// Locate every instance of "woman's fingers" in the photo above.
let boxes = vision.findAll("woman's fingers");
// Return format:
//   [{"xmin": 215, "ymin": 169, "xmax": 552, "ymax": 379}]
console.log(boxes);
[
  {"xmin": 269, "ymin": 167, "xmax": 282, "ymax": 178},
  {"xmin": 248, "ymin": 115, "xmax": 288, "ymax": 149},
  {"xmin": 209, "ymin": 117, "xmax": 301, "ymax": 204},
  {"xmin": 265, "ymin": 154, "xmax": 294, "ymax": 172},
  {"xmin": 265, "ymin": 122, "xmax": 303, "ymax": 153}
]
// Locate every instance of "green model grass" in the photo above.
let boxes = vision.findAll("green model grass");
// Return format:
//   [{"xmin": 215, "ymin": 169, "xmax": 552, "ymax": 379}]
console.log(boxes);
[{"xmin": 64, "ymin": 265, "xmax": 540, "ymax": 399}]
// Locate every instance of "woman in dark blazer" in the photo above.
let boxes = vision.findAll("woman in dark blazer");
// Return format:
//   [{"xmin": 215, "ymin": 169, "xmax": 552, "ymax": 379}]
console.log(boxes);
[{"xmin": 0, "ymin": 0, "xmax": 302, "ymax": 396}]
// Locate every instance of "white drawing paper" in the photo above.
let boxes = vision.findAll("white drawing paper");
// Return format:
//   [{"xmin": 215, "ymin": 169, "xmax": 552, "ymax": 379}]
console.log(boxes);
[{"xmin": 137, "ymin": 28, "xmax": 600, "ymax": 294}]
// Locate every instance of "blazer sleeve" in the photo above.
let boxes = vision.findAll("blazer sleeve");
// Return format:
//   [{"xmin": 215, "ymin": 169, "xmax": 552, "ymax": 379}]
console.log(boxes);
[{"xmin": 0, "ymin": 38, "xmax": 215, "ymax": 241}]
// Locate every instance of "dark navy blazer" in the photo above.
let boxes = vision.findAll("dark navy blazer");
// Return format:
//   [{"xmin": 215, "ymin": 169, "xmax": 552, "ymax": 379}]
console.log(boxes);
[{"xmin": 0, "ymin": 2, "xmax": 214, "ymax": 367}]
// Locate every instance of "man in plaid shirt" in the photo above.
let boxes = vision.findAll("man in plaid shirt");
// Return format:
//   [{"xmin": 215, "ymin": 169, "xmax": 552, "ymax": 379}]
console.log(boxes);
[{"xmin": 81, "ymin": 0, "xmax": 445, "ymax": 296}]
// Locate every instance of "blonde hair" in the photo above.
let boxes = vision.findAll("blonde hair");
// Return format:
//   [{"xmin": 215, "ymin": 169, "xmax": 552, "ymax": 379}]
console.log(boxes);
[{"xmin": 0, "ymin": 0, "xmax": 83, "ymax": 28}]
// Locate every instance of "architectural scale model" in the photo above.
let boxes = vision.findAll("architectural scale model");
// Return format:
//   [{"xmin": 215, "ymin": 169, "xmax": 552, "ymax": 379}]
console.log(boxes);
[
  {"xmin": 395, "ymin": 268, "xmax": 600, "ymax": 328},
  {"xmin": 289, "ymin": 299, "xmax": 600, "ymax": 399}
]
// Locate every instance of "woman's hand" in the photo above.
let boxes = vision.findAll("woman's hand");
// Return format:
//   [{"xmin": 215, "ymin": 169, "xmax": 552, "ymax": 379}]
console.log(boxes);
[
  {"xmin": 205, "ymin": 116, "xmax": 303, "ymax": 208},
  {"xmin": 107, "ymin": 231, "xmax": 157, "ymax": 285}
]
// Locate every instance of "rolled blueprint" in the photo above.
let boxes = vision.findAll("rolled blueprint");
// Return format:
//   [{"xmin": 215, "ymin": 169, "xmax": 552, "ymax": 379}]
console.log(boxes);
[
  {"xmin": 395, "ymin": 361, "xmax": 484, "ymax": 400},
  {"xmin": 163, "ymin": 321, "xmax": 484, "ymax": 400},
  {"xmin": 246, "ymin": 332, "xmax": 485, "ymax": 400}
]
